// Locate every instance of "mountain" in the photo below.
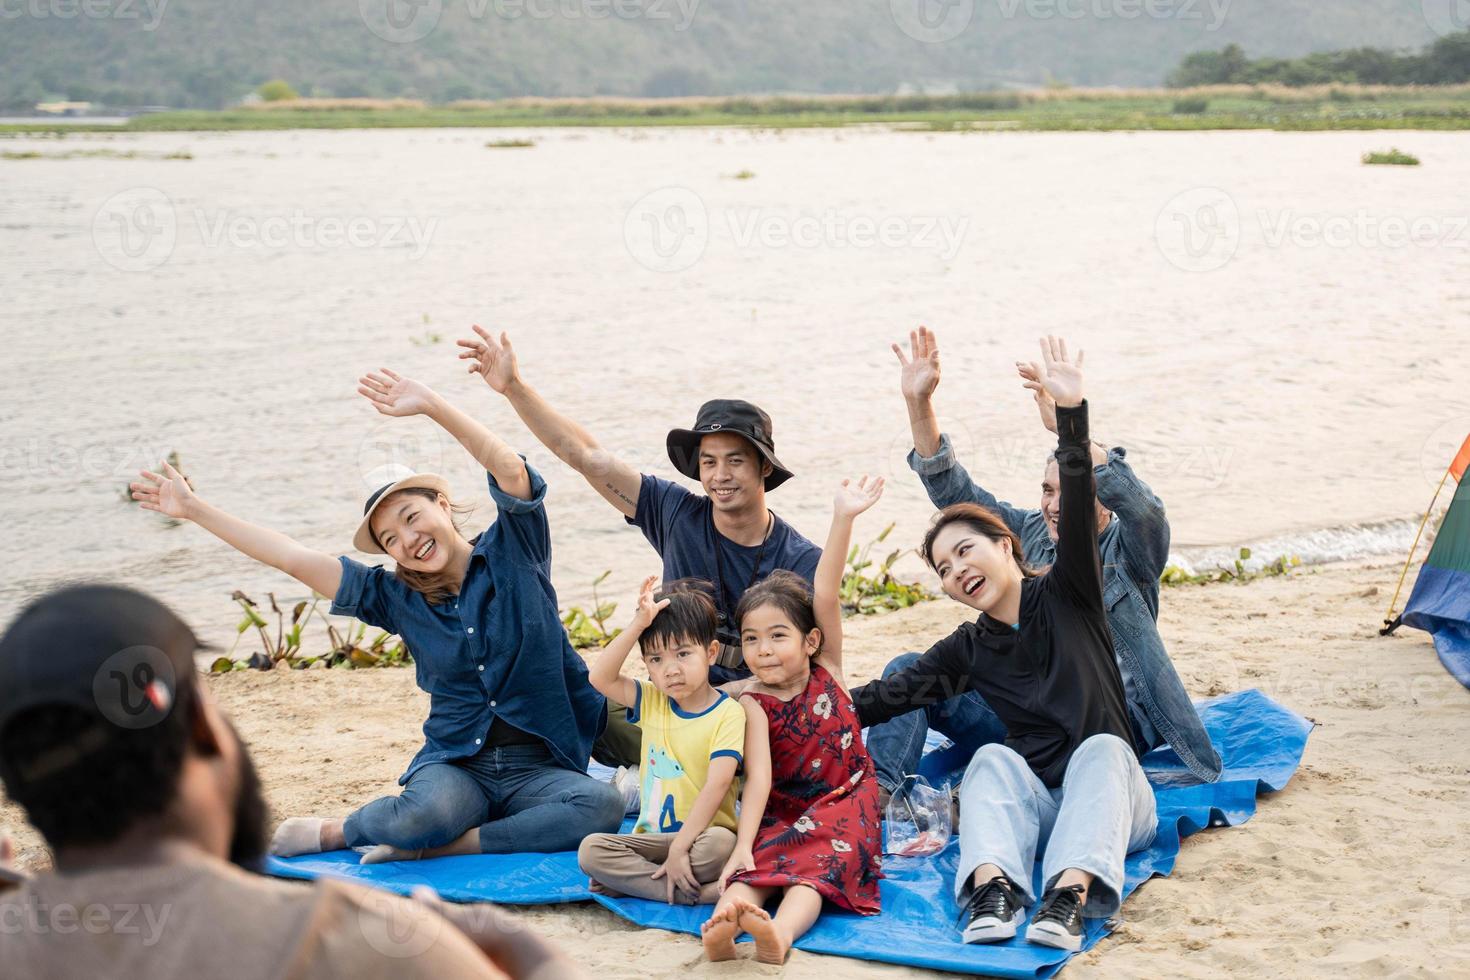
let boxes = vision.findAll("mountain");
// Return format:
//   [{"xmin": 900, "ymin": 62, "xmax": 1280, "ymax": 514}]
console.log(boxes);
[{"xmin": 0, "ymin": 0, "xmax": 1444, "ymax": 109}]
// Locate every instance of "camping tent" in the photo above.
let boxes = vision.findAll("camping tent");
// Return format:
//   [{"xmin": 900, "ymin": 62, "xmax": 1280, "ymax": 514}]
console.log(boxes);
[{"xmin": 1384, "ymin": 432, "xmax": 1470, "ymax": 689}]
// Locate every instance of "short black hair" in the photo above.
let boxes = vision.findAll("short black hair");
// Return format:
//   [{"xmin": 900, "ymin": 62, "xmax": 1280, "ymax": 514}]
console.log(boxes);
[
  {"xmin": 0, "ymin": 687, "xmax": 196, "ymax": 851},
  {"xmin": 640, "ymin": 579, "xmax": 719, "ymax": 655}
]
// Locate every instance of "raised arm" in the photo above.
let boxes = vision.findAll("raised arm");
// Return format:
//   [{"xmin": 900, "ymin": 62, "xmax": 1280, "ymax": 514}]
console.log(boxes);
[
  {"xmin": 458, "ymin": 327, "xmax": 642, "ymax": 517},
  {"xmin": 894, "ymin": 326, "xmax": 944, "ymax": 459},
  {"xmin": 1031, "ymin": 336, "xmax": 1105, "ymax": 611},
  {"xmin": 587, "ymin": 575, "xmax": 664, "ymax": 708},
  {"xmin": 718, "ymin": 696, "xmax": 771, "ymax": 893},
  {"xmin": 130, "ymin": 461, "xmax": 343, "ymax": 599},
  {"xmin": 813, "ymin": 475, "xmax": 885, "ymax": 682},
  {"xmin": 357, "ymin": 369, "xmax": 531, "ymax": 501},
  {"xmin": 1017, "ymin": 358, "xmax": 1108, "ymax": 468}
]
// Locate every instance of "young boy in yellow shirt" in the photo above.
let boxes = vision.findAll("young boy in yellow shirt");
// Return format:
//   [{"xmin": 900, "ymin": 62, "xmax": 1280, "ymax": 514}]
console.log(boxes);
[{"xmin": 578, "ymin": 577, "xmax": 745, "ymax": 905}]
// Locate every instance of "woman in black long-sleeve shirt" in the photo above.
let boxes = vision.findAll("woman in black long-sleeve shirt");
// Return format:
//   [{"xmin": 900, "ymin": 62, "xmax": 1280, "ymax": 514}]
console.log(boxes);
[{"xmin": 851, "ymin": 338, "xmax": 1158, "ymax": 952}]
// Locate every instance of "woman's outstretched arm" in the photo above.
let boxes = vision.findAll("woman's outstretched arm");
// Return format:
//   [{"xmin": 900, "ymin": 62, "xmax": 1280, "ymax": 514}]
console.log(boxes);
[
  {"xmin": 130, "ymin": 460, "xmax": 343, "ymax": 599},
  {"xmin": 357, "ymin": 368, "xmax": 532, "ymax": 501}
]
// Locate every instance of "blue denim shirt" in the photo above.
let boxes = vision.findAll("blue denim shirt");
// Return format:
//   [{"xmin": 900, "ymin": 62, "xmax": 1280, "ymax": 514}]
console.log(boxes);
[
  {"xmin": 331, "ymin": 463, "xmax": 606, "ymax": 785},
  {"xmin": 909, "ymin": 434, "xmax": 1223, "ymax": 784}
]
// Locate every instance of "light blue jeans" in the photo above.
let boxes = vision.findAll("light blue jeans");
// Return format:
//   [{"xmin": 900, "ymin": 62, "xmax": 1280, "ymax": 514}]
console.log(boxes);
[
  {"xmin": 343, "ymin": 742, "xmax": 624, "ymax": 854},
  {"xmin": 955, "ymin": 734, "xmax": 1157, "ymax": 918}
]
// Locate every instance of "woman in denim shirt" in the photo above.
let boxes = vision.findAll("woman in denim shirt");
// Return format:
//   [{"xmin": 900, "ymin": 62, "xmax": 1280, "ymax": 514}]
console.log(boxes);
[{"xmin": 131, "ymin": 364, "xmax": 622, "ymax": 863}]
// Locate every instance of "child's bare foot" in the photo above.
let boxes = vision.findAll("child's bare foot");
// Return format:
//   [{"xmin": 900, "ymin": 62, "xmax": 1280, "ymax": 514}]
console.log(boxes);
[
  {"xmin": 701, "ymin": 903, "xmax": 741, "ymax": 961},
  {"xmin": 737, "ymin": 902, "xmax": 790, "ymax": 965},
  {"xmin": 588, "ymin": 880, "xmax": 627, "ymax": 898}
]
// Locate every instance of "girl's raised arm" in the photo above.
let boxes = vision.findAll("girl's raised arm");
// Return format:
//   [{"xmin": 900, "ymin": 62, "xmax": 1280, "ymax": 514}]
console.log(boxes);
[
  {"xmin": 812, "ymin": 475, "xmax": 885, "ymax": 680},
  {"xmin": 130, "ymin": 460, "xmax": 343, "ymax": 599},
  {"xmin": 358, "ymin": 368, "xmax": 532, "ymax": 501}
]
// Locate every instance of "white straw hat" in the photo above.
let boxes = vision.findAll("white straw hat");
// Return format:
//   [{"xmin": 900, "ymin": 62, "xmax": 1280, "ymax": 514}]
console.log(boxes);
[{"xmin": 353, "ymin": 464, "xmax": 452, "ymax": 554}]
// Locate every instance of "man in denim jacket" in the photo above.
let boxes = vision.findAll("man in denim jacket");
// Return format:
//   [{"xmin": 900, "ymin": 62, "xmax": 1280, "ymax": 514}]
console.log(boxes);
[{"xmin": 868, "ymin": 329, "xmax": 1222, "ymax": 796}]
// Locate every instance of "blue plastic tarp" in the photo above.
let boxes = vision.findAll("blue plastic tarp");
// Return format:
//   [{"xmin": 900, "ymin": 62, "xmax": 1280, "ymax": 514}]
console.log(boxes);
[{"xmin": 266, "ymin": 689, "xmax": 1311, "ymax": 977}]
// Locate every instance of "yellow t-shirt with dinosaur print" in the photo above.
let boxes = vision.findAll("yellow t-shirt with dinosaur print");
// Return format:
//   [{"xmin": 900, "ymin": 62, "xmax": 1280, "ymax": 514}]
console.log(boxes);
[{"xmin": 627, "ymin": 680, "xmax": 745, "ymax": 834}]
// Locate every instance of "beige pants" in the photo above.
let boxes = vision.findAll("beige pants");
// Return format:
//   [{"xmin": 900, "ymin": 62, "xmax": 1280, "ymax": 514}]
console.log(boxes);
[{"xmin": 577, "ymin": 827, "xmax": 737, "ymax": 905}]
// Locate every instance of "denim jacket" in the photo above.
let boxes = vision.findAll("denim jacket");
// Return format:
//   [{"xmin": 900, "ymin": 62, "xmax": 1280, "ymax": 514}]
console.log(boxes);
[{"xmin": 909, "ymin": 434, "xmax": 1222, "ymax": 784}]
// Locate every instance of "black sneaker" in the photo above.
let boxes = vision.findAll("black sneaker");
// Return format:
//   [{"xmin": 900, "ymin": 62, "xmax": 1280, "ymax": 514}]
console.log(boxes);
[
  {"xmin": 960, "ymin": 875, "xmax": 1024, "ymax": 944},
  {"xmin": 1025, "ymin": 884, "xmax": 1086, "ymax": 951}
]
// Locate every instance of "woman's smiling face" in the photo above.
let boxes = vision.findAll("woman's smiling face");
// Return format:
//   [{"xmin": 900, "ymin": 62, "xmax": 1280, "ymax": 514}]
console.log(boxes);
[
  {"xmin": 928, "ymin": 522, "xmax": 1016, "ymax": 613},
  {"xmin": 370, "ymin": 489, "xmax": 459, "ymax": 572},
  {"xmin": 740, "ymin": 601, "xmax": 820, "ymax": 688}
]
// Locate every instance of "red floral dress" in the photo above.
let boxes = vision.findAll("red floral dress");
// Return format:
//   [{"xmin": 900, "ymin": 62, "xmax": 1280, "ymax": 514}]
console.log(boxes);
[{"xmin": 729, "ymin": 663, "xmax": 883, "ymax": 914}]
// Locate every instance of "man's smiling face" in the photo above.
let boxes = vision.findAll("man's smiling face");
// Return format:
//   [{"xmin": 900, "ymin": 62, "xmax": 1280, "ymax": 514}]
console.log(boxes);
[{"xmin": 699, "ymin": 431, "xmax": 771, "ymax": 513}]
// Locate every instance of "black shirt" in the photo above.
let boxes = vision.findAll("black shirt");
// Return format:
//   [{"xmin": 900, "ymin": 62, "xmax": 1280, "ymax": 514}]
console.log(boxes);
[{"xmin": 852, "ymin": 401, "xmax": 1137, "ymax": 788}]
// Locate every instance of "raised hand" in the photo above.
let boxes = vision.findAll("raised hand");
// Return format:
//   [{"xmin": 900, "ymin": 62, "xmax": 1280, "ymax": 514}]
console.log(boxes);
[
  {"xmin": 892, "ymin": 326, "xmax": 941, "ymax": 403},
  {"xmin": 456, "ymin": 325, "xmax": 520, "ymax": 394},
  {"xmin": 357, "ymin": 368, "xmax": 441, "ymax": 418},
  {"xmin": 834, "ymin": 475, "xmax": 885, "ymax": 519},
  {"xmin": 1016, "ymin": 361, "xmax": 1059, "ymax": 434},
  {"xmin": 632, "ymin": 575, "xmax": 671, "ymax": 630},
  {"xmin": 1033, "ymin": 335, "xmax": 1085, "ymax": 409},
  {"xmin": 130, "ymin": 459, "xmax": 198, "ymax": 520}
]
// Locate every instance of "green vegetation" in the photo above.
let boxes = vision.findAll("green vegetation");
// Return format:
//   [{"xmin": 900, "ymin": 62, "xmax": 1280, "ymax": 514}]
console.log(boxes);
[
  {"xmin": 1161, "ymin": 548, "xmax": 1302, "ymax": 587},
  {"xmin": 257, "ymin": 79, "xmax": 300, "ymax": 102},
  {"xmin": 212, "ymin": 590, "xmax": 410, "ymax": 672},
  {"xmin": 2, "ymin": 148, "xmax": 192, "ymax": 160},
  {"xmin": 1363, "ymin": 148, "xmax": 1421, "ymax": 166},
  {"xmin": 486, "ymin": 138, "xmax": 534, "ymax": 149},
  {"xmin": 1170, "ymin": 32, "xmax": 1470, "ymax": 88},
  {"xmin": 840, "ymin": 523, "xmax": 937, "ymax": 616},
  {"xmin": 731, "ymin": 169, "xmax": 757, "ymax": 180},
  {"xmin": 10, "ymin": 86, "xmax": 1470, "ymax": 135},
  {"xmin": 561, "ymin": 570, "xmax": 622, "ymax": 651},
  {"xmin": 1172, "ymin": 98, "xmax": 1210, "ymax": 115}
]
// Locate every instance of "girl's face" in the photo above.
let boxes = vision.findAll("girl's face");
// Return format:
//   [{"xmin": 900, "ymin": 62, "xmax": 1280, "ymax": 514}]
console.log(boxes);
[
  {"xmin": 929, "ymin": 522, "xmax": 1019, "ymax": 613},
  {"xmin": 370, "ymin": 491, "xmax": 459, "ymax": 573},
  {"xmin": 740, "ymin": 602, "xmax": 820, "ymax": 688}
]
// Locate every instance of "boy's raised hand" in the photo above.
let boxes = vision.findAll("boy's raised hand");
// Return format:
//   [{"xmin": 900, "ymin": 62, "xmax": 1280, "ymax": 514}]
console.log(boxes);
[
  {"xmin": 357, "ymin": 368, "xmax": 440, "ymax": 418},
  {"xmin": 631, "ymin": 575, "xmax": 671, "ymax": 631},
  {"xmin": 892, "ymin": 326, "xmax": 941, "ymax": 403},
  {"xmin": 834, "ymin": 475, "xmax": 885, "ymax": 519},
  {"xmin": 1016, "ymin": 360, "xmax": 1059, "ymax": 434},
  {"xmin": 130, "ymin": 459, "xmax": 198, "ymax": 520},
  {"xmin": 1033, "ymin": 335, "xmax": 1085, "ymax": 409},
  {"xmin": 457, "ymin": 326, "xmax": 519, "ymax": 394}
]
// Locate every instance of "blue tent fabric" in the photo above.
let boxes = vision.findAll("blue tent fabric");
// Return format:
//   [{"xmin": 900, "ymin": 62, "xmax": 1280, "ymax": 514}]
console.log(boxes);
[
  {"xmin": 266, "ymin": 689, "xmax": 1310, "ymax": 977},
  {"xmin": 1402, "ymin": 565, "xmax": 1470, "ymax": 689}
]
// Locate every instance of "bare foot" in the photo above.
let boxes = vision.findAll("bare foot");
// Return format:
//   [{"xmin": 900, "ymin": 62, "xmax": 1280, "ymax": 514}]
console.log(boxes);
[
  {"xmin": 701, "ymin": 903, "xmax": 741, "ymax": 961},
  {"xmin": 588, "ymin": 880, "xmax": 627, "ymax": 899},
  {"xmin": 737, "ymin": 901, "xmax": 790, "ymax": 965}
]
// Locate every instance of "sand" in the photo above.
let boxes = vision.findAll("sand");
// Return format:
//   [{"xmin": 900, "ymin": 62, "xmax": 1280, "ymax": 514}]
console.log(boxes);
[{"xmin": 4, "ymin": 559, "xmax": 1468, "ymax": 977}]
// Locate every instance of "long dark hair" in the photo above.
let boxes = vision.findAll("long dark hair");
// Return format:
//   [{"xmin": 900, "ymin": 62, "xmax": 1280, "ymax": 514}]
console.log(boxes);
[
  {"xmin": 373, "ymin": 488, "xmax": 477, "ymax": 605},
  {"xmin": 920, "ymin": 503, "xmax": 1037, "ymax": 579},
  {"xmin": 734, "ymin": 569, "xmax": 821, "ymax": 652}
]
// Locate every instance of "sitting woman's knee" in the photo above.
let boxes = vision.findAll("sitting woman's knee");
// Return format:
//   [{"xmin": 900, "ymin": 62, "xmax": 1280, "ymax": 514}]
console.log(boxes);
[{"xmin": 1072, "ymin": 733, "xmax": 1134, "ymax": 764}]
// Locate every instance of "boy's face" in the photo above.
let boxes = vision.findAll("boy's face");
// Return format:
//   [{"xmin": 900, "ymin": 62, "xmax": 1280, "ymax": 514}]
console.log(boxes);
[{"xmin": 641, "ymin": 635, "xmax": 719, "ymax": 701}]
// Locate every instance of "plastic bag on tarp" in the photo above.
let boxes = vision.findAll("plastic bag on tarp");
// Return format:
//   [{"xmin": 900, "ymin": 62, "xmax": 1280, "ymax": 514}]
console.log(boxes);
[{"xmin": 884, "ymin": 775, "xmax": 953, "ymax": 857}]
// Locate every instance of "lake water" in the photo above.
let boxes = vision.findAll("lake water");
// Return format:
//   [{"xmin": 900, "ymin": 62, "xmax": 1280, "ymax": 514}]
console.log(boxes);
[{"xmin": 3, "ymin": 126, "xmax": 1467, "ymax": 649}]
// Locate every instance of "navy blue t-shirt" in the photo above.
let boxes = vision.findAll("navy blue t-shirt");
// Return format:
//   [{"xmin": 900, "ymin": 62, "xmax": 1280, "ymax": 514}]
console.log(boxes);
[{"xmin": 626, "ymin": 474, "xmax": 822, "ymax": 674}]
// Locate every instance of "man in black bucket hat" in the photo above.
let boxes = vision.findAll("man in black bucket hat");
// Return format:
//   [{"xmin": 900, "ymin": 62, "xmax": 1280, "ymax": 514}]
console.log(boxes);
[{"xmin": 459, "ymin": 329, "xmax": 821, "ymax": 704}]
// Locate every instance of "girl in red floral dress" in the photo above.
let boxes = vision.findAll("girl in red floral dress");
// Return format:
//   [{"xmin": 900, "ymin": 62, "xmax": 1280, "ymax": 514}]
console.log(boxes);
[{"xmin": 701, "ymin": 476, "xmax": 887, "ymax": 965}]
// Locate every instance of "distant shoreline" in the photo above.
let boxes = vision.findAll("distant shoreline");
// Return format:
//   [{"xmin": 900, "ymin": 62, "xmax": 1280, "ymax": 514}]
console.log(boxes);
[{"xmin": 5, "ymin": 85, "xmax": 1470, "ymax": 134}]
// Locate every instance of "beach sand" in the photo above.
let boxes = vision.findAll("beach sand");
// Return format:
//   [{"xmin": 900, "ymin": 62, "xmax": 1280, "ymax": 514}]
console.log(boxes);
[{"xmin": 4, "ymin": 559, "xmax": 1468, "ymax": 976}]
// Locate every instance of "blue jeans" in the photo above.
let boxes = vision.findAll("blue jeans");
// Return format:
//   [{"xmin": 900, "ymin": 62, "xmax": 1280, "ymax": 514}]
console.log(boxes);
[
  {"xmin": 342, "ymin": 742, "xmax": 624, "ymax": 854},
  {"xmin": 864, "ymin": 652, "xmax": 1009, "ymax": 794},
  {"xmin": 955, "ymin": 734, "xmax": 1157, "ymax": 919}
]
